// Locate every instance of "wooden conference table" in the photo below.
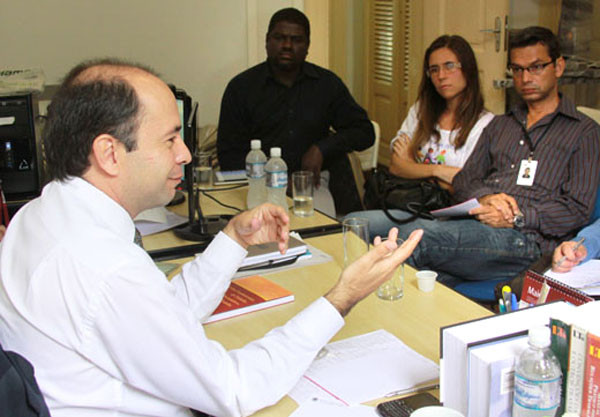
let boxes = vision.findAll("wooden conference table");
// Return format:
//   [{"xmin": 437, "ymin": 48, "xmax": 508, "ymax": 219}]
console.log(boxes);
[{"xmin": 142, "ymin": 184, "xmax": 492, "ymax": 416}]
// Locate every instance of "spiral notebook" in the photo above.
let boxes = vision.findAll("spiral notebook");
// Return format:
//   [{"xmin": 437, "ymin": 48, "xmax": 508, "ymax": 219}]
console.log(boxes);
[{"xmin": 520, "ymin": 270, "xmax": 594, "ymax": 306}]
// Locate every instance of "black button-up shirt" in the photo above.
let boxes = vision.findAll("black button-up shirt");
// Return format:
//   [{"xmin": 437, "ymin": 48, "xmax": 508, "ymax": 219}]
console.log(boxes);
[
  {"xmin": 216, "ymin": 61, "xmax": 374, "ymax": 173},
  {"xmin": 454, "ymin": 96, "xmax": 600, "ymax": 253}
]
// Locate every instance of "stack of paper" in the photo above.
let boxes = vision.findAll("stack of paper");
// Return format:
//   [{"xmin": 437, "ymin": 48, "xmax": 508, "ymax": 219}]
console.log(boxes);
[{"xmin": 289, "ymin": 330, "xmax": 439, "ymax": 406}]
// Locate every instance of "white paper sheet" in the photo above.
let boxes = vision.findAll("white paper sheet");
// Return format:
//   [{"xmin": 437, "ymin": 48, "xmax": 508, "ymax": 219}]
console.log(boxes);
[
  {"xmin": 545, "ymin": 260, "xmax": 600, "ymax": 295},
  {"xmin": 134, "ymin": 207, "xmax": 188, "ymax": 236},
  {"xmin": 289, "ymin": 329, "xmax": 439, "ymax": 406},
  {"xmin": 289, "ymin": 399, "xmax": 378, "ymax": 417},
  {"xmin": 431, "ymin": 198, "xmax": 480, "ymax": 218}
]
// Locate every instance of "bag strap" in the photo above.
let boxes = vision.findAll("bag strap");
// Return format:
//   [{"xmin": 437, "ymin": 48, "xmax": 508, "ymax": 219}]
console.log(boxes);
[{"xmin": 380, "ymin": 181, "xmax": 436, "ymax": 225}]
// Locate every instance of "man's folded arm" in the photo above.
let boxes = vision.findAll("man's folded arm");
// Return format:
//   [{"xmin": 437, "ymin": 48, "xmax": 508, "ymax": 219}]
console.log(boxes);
[{"xmin": 317, "ymin": 79, "xmax": 374, "ymax": 159}]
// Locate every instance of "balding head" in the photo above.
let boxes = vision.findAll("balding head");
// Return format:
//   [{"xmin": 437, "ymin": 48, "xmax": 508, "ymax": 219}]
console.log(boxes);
[{"xmin": 43, "ymin": 59, "xmax": 162, "ymax": 181}]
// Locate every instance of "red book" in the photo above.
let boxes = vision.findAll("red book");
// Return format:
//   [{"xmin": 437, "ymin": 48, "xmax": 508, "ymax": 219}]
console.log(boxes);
[
  {"xmin": 205, "ymin": 275, "xmax": 294, "ymax": 324},
  {"xmin": 582, "ymin": 331, "xmax": 600, "ymax": 417},
  {"xmin": 520, "ymin": 270, "xmax": 594, "ymax": 306}
]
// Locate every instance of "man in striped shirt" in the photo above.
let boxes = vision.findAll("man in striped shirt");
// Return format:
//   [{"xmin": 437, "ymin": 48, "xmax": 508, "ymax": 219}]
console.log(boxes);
[{"xmin": 395, "ymin": 26, "xmax": 600, "ymax": 286}]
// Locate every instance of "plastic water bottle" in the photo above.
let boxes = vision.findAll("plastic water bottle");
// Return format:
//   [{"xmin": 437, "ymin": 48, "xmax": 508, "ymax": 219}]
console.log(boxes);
[
  {"xmin": 512, "ymin": 326, "xmax": 562, "ymax": 417},
  {"xmin": 245, "ymin": 139, "xmax": 267, "ymax": 209},
  {"xmin": 265, "ymin": 147, "xmax": 288, "ymax": 212}
]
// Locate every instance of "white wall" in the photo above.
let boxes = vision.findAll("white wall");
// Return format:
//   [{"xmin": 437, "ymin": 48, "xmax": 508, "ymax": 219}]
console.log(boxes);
[{"xmin": 0, "ymin": 0, "xmax": 303, "ymax": 126}]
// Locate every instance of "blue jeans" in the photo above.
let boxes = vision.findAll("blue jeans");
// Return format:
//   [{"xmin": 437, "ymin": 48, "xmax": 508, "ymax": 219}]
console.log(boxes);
[{"xmin": 345, "ymin": 209, "xmax": 542, "ymax": 286}]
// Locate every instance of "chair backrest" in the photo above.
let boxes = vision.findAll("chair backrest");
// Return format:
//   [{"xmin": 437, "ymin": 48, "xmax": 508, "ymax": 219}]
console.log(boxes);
[
  {"xmin": 354, "ymin": 120, "xmax": 380, "ymax": 171},
  {"xmin": 577, "ymin": 106, "xmax": 600, "ymax": 123},
  {"xmin": 0, "ymin": 343, "xmax": 51, "ymax": 417}
]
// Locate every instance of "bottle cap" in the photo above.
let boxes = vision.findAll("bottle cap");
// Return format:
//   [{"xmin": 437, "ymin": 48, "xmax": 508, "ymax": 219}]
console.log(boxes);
[
  {"xmin": 528, "ymin": 326, "xmax": 551, "ymax": 348},
  {"xmin": 270, "ymin": 147, "xmax": 281, "ymax": 157},
  {"xmin": 250, "ymin": 139, "xmax": 261, "ymax": 150}
]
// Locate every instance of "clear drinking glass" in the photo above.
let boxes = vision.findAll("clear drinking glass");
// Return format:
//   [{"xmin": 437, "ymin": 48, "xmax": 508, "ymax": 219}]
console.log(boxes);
[
  {"xmin": 342, "ymin": 217, "xmax": 369, "ymax": 268},
  {"xmin": 195, "ymin": 151, "xmax": 212, "ymax": 188},
  {"xmin": 292, "ymin": 171, "xmax": 314, "ymax": 217},
  {"xmin": 376, "ymin": 237, "xmax": 404, "ymax": 301}
]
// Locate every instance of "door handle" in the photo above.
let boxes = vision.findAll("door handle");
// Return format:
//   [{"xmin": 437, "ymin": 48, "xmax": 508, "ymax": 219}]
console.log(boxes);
[{"xmin": 480, "ymin": 16, "xmax": 502, "ymax": 52}]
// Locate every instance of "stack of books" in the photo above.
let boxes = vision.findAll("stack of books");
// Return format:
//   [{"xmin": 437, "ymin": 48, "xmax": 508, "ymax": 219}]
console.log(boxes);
[
  {"xmin": 549, "ymin": 302, "xmax": 600, "ymax": 416},
  {"xmin": 440, "ymin": 300, "xmax": 600, "ymax": 417}
]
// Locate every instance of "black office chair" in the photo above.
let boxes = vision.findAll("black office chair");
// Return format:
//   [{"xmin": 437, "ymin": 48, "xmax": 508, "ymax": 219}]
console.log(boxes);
[{"xmin": 0, "ymin": 342, "xmax": 51, "ymax": 417}]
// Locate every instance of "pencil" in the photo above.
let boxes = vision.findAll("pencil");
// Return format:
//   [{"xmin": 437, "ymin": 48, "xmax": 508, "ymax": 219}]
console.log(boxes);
[{"xmin": 556, "ymin": 237, "xmax": 585, "ymax": 267}]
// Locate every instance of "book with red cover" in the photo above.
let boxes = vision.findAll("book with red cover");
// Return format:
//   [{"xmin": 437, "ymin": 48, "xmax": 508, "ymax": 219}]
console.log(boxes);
[
  {"xmin": 582, "ymin": 331, "xmax": 600, "ymax": 417},
  {"xmin": 205, "ymin": 275, "xmax": 294, "ymax": 324},
  {"xmin": 520, "ymin": 270, "xmax": 594, "ymax": 306}
]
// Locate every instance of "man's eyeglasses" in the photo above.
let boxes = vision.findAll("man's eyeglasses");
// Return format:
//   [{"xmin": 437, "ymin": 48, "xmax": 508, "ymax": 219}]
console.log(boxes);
[
  {"xmin": 426, "ymin": 61, "xmax": 462, "ymax": 77},
  {"xmin": 507, "ymin": 60, "xmax": 555, "ymax": 77}
]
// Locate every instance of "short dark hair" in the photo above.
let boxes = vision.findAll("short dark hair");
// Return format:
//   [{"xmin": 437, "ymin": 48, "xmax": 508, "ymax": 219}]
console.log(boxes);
[
  {"xmin": 267, "ymin": 8, "xmax": 310, "ymax": 43},
  {"xmin": 509, "ymin": 26, "xmax": 561, "ymax": 61},
  {"xmin": 44, "ymin": 58, "xmax": 158, "ymax": 181}
]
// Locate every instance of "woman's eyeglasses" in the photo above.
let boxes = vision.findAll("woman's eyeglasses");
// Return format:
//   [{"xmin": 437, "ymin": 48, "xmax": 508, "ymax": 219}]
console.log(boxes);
[{"xmin": 426, "ymin": 61, "xmax": 462, "ymax": 78}]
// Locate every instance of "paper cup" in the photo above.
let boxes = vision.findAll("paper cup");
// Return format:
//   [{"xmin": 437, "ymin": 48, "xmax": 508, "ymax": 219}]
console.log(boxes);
[
  {"xmin": 416, "ymin": 270, "xmax": 437, "ymax": 292},
  {"xmin": 410, "ymin": 406, "xmax": 465, "ymax": 417}
]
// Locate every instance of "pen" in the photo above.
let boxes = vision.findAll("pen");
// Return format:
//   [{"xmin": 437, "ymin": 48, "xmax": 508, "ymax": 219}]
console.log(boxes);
[
  {"xmin": 556, "ymin": 237, "xmax": 585, "ymax": 267},
  {"xmin": 498, "ymin": 298, "xmax": 506, "ymax": 314},
  {"xmin": 384, "ymin": 381, "xmax": 440, "ymax": 398},
  {"xmin": 511, "ymin": 293, "xmax": 518, "ymax": 312},
  {"xmin": 502, "ymin": 286, "xmax": 512, "ymax": 313}
]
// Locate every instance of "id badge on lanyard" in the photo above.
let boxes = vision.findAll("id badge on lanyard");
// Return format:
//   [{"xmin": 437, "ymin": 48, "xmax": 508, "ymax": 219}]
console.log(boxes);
[
  {"xmin": 516, "ymin": 159, "xmax": 537, "ymax": 186},
  {"xmin": 512, "ymin": 113, "xmax": 557, "ymax": 188}
]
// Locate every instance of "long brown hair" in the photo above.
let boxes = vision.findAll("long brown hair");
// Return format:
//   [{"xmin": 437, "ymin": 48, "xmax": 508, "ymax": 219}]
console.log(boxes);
[{"xmin": 409, "ymin": 35, "xmax": 485, "ymax": 159}]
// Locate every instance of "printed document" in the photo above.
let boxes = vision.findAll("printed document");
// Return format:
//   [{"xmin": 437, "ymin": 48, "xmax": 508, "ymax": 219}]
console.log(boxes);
[
  {"xmin": 431, "ymin": 198, "xmax": 480, "ymax": 218},
  {"xmin": 289, "ymin": 329, "xmax": 439, "ymax": 406},
  {"xmin": 545, "ymin": 260, "xmax": 600, "ymax": 296}
]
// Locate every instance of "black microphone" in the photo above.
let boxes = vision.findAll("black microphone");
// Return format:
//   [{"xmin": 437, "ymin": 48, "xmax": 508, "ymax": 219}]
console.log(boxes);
[{"xmin": 174, "ymin": 101, "xmax": 230, "ymax": 242}]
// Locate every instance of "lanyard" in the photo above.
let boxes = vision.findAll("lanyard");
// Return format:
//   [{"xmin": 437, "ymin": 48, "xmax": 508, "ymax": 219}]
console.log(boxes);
[{"xmin": 511, "ymin": 113, "xmax": 558, "ymax": 161}]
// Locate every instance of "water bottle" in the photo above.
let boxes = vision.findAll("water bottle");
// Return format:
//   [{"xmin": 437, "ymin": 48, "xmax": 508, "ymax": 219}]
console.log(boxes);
[
  {"xmin": 245, "ymin": 139, "xmax": 267, "ymax": 209},
  {"xmin": 513, "ymin": 326, "xmax": 562, "ymax": 417},
  {"xmin": 265, "ymin": 147, "xmax": 288, "ymax": 212}
]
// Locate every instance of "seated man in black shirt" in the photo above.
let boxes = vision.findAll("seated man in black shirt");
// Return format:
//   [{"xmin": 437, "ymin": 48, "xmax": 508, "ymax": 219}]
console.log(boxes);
[{"xmin": 217, "ymin": 7, "xmax": 374, "ymax": 216}]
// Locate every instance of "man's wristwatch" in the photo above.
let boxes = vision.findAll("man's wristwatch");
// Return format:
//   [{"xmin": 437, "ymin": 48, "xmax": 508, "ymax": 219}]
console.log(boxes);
[{"xmin": 513, "ymin": 213, "xmax": 525, "ymax": 229}]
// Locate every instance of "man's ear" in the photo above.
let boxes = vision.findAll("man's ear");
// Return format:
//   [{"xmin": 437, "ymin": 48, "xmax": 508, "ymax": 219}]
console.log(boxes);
[
  {"xmin": 554, "ymin": 56, "xmax": 566, "ymax": 78},
  {"xmin": 90, "ymin": 134, "xmax": 123, "ymax": 177}
]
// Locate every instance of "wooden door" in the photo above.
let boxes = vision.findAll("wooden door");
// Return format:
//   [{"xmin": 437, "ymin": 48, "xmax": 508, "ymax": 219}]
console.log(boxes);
[
  {"xmin": 365, "ymin": 0, "xmax": 408, "ymax": 167},
  {"xmin": 422, "ymin": 0, "xmax": 510, "ymax": 115}
]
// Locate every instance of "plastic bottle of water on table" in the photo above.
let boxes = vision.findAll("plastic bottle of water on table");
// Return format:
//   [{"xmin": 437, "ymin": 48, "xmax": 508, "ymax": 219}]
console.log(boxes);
[
  {"xmin": 245, "ymin": 139, "xmax": 267, "ymax": 209},
  {"xmin": 265, "ymin": 147, "xmax": 288, "ymax": 212},
  {"xmin": 512, "ymin": 326, "xmax": 562, "ymax": 417}
]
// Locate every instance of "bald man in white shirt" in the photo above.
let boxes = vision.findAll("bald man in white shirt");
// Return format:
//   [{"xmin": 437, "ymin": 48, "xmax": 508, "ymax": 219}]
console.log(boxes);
[{"xmin": 0, "ymin": 58, "xmax": 422, "ymax": 417}]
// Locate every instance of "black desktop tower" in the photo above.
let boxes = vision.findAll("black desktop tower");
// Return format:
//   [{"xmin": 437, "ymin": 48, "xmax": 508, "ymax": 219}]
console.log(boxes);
[{"xmin": 0, "ymin": 94, "xmax": 40, "ymax": 209}]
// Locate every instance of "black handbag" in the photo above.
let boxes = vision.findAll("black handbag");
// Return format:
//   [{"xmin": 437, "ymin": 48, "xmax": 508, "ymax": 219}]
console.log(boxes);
[{"xmin": 363, "ymin": 169, "xmax": 453, "ymax": 224}]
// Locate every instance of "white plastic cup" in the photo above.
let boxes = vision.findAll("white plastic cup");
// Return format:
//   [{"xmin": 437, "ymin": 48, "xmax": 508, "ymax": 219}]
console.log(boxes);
[
  {"xmin": 416, "ymin": 270, "xmax": 437, "ymax": 292},
  {"xmin": 410, "ymin": 406, "xmax": 465, "ymax": 417}
]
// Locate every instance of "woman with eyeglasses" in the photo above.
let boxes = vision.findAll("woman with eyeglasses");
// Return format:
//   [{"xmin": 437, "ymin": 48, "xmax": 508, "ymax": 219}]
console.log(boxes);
[
  {"xmin": 389, "ymin": 34, "xmax": 494, "ymax": 190},
  {"xmin": 347, "ymin": 35, "xmax": 494, "ymax": 238}
]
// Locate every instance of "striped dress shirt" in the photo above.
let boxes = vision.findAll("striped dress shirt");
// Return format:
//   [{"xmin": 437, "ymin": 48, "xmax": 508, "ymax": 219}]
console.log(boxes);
[{"xmin": 453, "ymin": 96, "xmax": 600, "ymax": 253}]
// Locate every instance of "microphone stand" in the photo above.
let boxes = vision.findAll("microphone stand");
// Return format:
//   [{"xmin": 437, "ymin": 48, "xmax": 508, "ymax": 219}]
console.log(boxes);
[{"xmin": 174, "ymin": 102, "xmax": 231, "ymax": 242}]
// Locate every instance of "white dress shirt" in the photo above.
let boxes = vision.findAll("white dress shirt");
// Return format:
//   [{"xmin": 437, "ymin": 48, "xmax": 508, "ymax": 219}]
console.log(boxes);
[
  {"xmin": 0, "ymin": 177, "xmax": 344, "ymax": 417},
  {"xmin": 390, "ymin": 103, "xmax": 494, "ymax": 168}
]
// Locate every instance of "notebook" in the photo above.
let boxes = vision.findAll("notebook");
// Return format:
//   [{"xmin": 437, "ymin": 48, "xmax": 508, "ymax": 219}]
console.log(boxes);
[{"xmin": 239, "ymin": 236, "xmax": 308, "ymax": 269}]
